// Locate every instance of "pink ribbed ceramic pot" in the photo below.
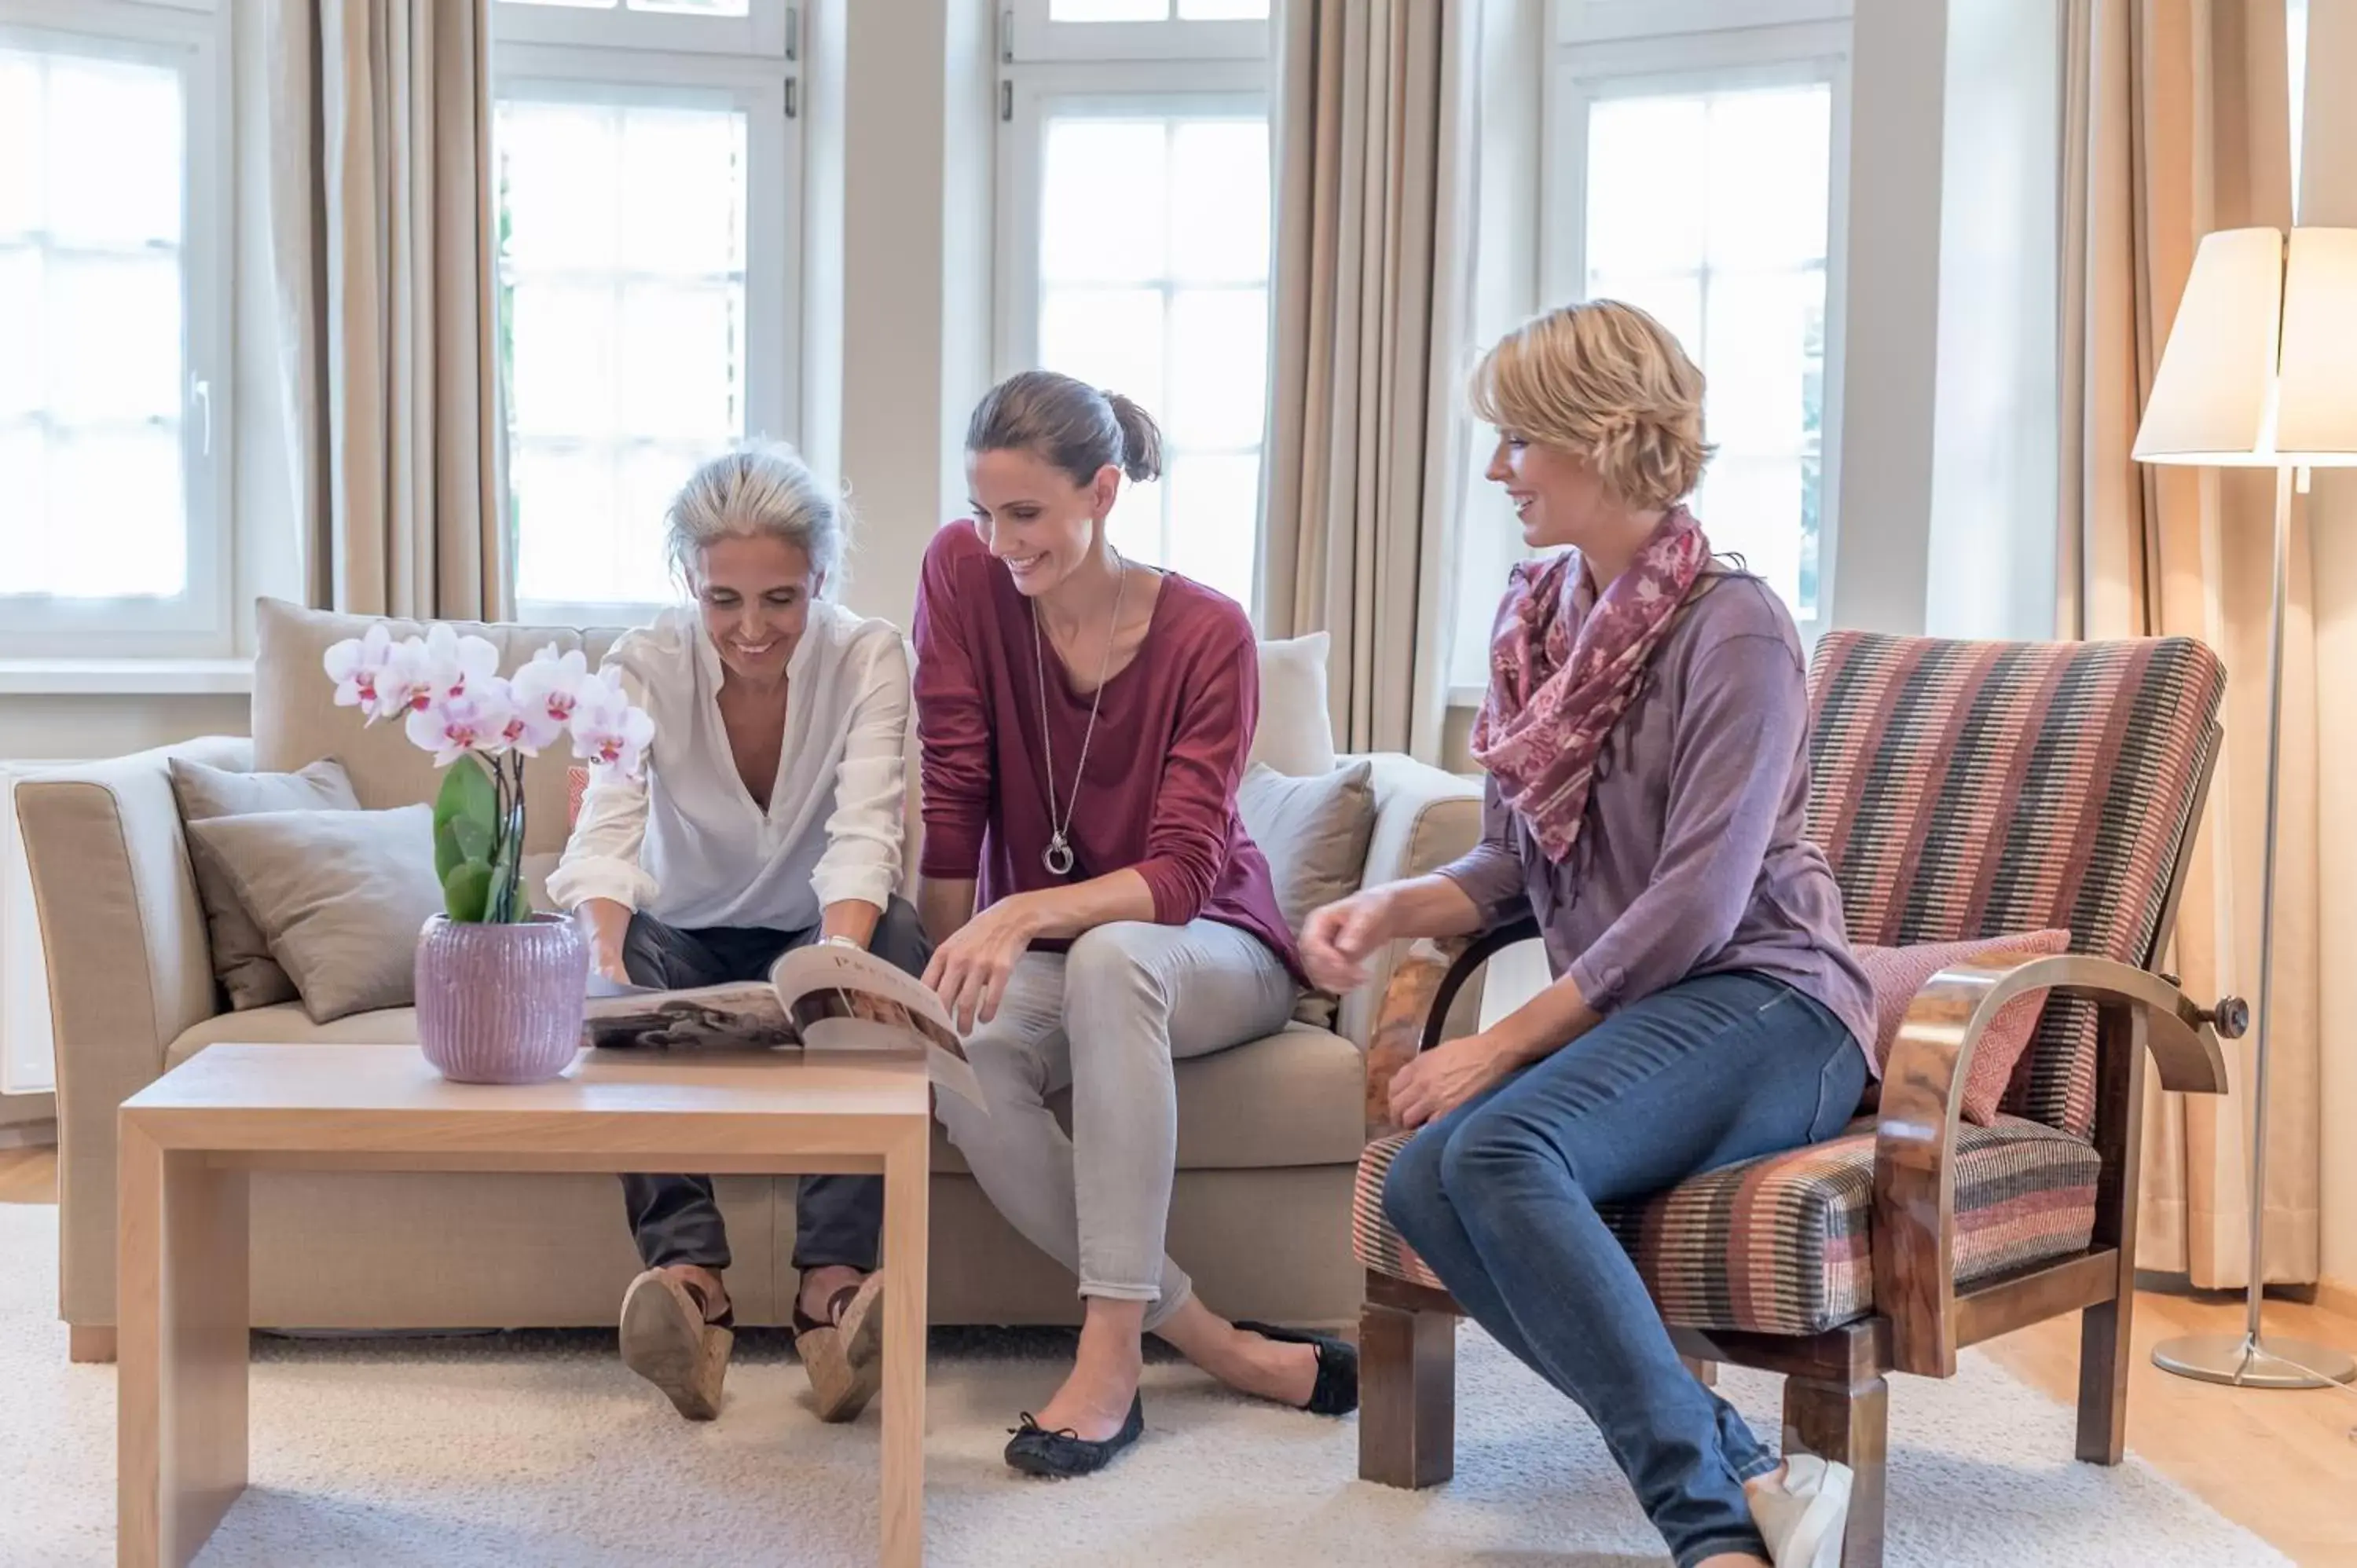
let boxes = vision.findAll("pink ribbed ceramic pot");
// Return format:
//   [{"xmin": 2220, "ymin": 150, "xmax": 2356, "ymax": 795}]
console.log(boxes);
[{"xmin": 415, "ymin": 913, "xmax": 590, "ymax": 1084}]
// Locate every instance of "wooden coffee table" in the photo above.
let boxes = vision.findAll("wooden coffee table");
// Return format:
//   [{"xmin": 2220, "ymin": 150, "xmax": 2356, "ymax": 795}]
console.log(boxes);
[{"xmin": 115, "ymin": 1042, "xmax": 933, "ymax": 1568}]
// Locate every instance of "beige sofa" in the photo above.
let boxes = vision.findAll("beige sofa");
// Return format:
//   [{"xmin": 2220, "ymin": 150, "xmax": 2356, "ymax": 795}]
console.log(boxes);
[{"xmin": 20, "ymin": 600, "xmax": 1481, "ymax": 1353}]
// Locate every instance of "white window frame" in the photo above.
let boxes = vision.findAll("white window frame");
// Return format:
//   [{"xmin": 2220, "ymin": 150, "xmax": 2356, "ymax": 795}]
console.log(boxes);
[
  {"xmin": 1542, "ymin": 13, "xmax": 1851, "ymax": 640},
  {"xmin": 996, "ymin": 9, "xmax": 1273, "ymax": 617},
  {"xmin": 493, "ymin": 0, "xmax": 795, "ymax": 60},
  {"xmin": 493, "ymin": 24, "xmax": 801, "ymax": 627},
  {"xmin": 0, "ymin": 0, "xmax": 232, "ymax": 660},
  {"xmin": 1004, "ymin": 1, "xmax": 1268, "ymax": 64}
]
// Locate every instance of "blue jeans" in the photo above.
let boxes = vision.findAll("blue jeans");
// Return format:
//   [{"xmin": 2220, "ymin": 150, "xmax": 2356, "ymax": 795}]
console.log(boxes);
[
  {"xmin": 1381, "ymin": 969, "xmax": 1867, "ymax": 1568},
  {"xmin": 618, "ymin": 897, "xmax": 933, "ymax": 1277}
]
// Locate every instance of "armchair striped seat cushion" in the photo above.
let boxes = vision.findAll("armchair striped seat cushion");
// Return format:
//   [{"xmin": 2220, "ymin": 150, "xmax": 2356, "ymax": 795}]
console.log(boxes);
[{"xmin": 1354, "ymin": 1116, "xmax": 2101, "ymax": 1338}]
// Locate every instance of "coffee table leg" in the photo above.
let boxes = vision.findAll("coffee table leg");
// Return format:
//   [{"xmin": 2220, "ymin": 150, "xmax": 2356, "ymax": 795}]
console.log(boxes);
[
  {"xmin": 119, "ymin": 1123, "xmax": 249, "ymax": 1568},
  {"xmin": 879, "ymin": 1132, "xmax": 928, "ymax": 1567}
]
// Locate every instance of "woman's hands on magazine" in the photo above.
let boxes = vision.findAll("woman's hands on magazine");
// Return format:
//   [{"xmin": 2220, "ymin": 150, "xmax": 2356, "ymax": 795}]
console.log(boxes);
[{"xmin": 924, "ymin": 893, "xmax": 1043, "ymax": 1032}]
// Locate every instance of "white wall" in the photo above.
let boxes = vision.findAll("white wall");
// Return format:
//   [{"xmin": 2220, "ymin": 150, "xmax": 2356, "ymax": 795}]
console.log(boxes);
[
  {"xmin": 1827, "ymin": 0, "xmax": 1946, "ymax": 636},
  {"xmin": 833, "ymin": 0, "xmax": 995, "ymax": 630},
  {"xmin": 1923, "ymin": 0, "xmax": 2061, "ymax": 641}
]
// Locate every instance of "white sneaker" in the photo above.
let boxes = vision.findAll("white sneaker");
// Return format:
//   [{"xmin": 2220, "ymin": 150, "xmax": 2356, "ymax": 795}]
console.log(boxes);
[{"xmin": 1747, "ymin": 1453, "xmax": 1853, "ymax": 1567}]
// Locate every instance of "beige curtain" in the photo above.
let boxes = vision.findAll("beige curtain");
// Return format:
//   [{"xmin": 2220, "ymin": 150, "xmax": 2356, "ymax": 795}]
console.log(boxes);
[
  {"xmin": 1260, "ymin": 0, "xmax": 1478, "ymax": 761},
  {"xmin": 2059, "ymin": 0, "xmax": 2318, "ymax": 1287},
  {"xmin": 257, "ymin": 0, "xmax": 509, "ymax": 621}
]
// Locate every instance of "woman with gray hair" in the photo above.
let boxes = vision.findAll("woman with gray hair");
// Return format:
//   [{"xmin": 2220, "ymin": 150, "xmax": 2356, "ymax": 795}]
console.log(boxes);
[{"xmin": 550, "ymin": 441, "xmax": 930, "ymax": 1427}]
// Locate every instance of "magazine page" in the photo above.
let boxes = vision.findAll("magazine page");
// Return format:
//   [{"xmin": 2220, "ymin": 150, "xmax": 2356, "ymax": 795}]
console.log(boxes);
[
  {"xmin": 581, "ymin": 979, "xmax": 800, "ymax": 1052},
  {"xmin": 768, "ymin": 944, "xmax": 986, "ymax": 1108}
]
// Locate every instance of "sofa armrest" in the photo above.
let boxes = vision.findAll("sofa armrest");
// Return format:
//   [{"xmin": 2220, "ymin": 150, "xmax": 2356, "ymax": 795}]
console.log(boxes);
[
  {"xmin": 16, "ymin": 736, "xmax": 247, "ymax": 1324},
  {"xmin": 1334, "ymin": 753, "xmax": 1485, "ymax": 1050},
  {"xmin": 1873, "ymin": 951, "xmax": 2234, "ymax": 1376}
]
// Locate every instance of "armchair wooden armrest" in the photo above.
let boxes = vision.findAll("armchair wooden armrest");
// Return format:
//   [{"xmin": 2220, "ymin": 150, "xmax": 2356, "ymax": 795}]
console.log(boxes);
[
  {"xmin": 1363, "ymin": 915, "xmax": 1541, "ymax": 1134},
  {"xmin": 1873, "ymin": 952, "xmax": 2238, "ymax": 1376}
]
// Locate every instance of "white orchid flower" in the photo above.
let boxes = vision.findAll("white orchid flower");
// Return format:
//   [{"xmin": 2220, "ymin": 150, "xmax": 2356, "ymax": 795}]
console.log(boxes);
[
  {"xmin": 322, "ymin": 625, "xmax": 399, "ymax": 719},
  {"xmin": 421, "ymin": 624, "xmax": 503, "ymax": 702},
  {"xmin": 569, "ymin": 669, "xmax": 655, "ymax": 783},
  {"xmin": 405, "ymin": 676, "xmax": 520, "ymax": 768},
  {"xmin": 504, "ymin": 645, "xmax": 589, "ymax": 757}
]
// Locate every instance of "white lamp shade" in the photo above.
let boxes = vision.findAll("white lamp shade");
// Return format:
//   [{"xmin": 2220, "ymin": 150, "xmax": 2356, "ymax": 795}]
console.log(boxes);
[
  {"xmin": 2277, "ymin": 228, "xmax": 2357, "ymax": 461},
  {"xmin": 2134, "ymin": 225, "xmax": 2357, "ymax": 467}
]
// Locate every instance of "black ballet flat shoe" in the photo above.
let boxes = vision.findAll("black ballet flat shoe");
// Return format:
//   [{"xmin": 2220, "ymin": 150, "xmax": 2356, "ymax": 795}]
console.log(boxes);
[
  {"xmin": 1003, "ymin": 1394, "xmax": 1146, "ymax": 1478},
  {"xmin": 1236, "ymin": 1320, "xmax": 1360, "ymax": 1417}
]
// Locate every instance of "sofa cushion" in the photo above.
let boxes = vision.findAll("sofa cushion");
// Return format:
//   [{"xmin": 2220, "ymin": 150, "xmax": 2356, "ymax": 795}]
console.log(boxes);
[
  {"xmin": 1237, "ymin": 760, "xmax": 1377, "ymax": 1028},
  {"xmin": 186, "ymin": 804, "xmax": 443, "ymax": 1023},
  {"xmin": 1248, "ymin": 631, "xmax": 1338, "ymax": 777},
  {"xmin": 253, "ymin": 598, "xmax": 625, "ymax": 854},
  {"xmin": 169, "ymin": 1004, "xmax": 423, "ymax": 1065},
  {"xmin": 1354, "ymin": 1115, "xmax": 2101, "ymax": 1338},
  {"xmin": 168, "ymin": 757, "xmax": 361, "ymax": 1011}
]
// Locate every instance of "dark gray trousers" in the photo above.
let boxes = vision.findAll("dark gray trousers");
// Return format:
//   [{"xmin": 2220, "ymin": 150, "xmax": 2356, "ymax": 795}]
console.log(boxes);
[{"xmin": 618, "ymin": 896, "xmax": 933, "ymax": 1275}]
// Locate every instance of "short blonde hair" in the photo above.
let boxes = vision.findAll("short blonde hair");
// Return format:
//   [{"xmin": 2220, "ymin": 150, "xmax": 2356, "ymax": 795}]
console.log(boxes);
[{"xmin": 1468, "ymin": 300, "xmax": 1713, "ymax": 510}]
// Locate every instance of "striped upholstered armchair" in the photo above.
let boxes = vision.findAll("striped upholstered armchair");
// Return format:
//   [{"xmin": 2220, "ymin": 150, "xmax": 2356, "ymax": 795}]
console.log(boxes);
[{"xmin": 1351, "ymin": 632, "xmax": 2245, "ymax": 1568}]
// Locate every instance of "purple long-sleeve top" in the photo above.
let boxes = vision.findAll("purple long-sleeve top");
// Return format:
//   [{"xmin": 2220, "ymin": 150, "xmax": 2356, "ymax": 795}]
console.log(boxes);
[
  {"xmin": 913, "ymin": 520, "xmax": 1304, "ymax": 980},
  {"xmin": 1441, "ymin": 566, "xmax": 1878, "ymax": 1071}
]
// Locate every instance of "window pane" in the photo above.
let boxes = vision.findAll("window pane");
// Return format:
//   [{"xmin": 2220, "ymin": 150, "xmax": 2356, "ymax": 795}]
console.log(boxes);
[
  {"xmin": 0, "ymin": 45, "xmax": 189, "ymax": 603},
  {"xmin": 1177, "ymin": 0, "xmax": 1269, "ymax": 16},
  {"xmin": 1043, "ymin": 120, "xmax": 1168, "ymax": 284},
  {"xmin": 1583, "ymin": 80, "xmax": 1831, "ymax": 621},
  {"xmin": 1170, "ymin": 119, "xmax": 1268, "ymax": 284},
  {"xmin": 1164, "ymin": 453, "xmax": 1259, "ymax": 608},
  {"xmin": 1168, "ymin": 287, "xmax": 1265, "ymax": 449},
  {"xmin": 497, "ymin": 93, "xmax": 749, "ymax": 607},
  {"xmin": 630, "ymin": 0, "xmax": 749, "ymax": 13},
  {"xmin": 1034, "ymin": 104, "xmax": 1272, "ymax": 614},
  {"xmin": 1050, "ymin": 0, "xmax": 1169, "ymax": 18},
  {"xmin": 1039, "ymin": 287, "xmax": 1165, "ymax": 408}
]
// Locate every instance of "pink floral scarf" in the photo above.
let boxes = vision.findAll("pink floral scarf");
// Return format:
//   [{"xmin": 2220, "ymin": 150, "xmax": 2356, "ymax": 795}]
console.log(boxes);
[{"xmin": 1470, "ymin": 507, "xmax": 1712, "ymax": 862}]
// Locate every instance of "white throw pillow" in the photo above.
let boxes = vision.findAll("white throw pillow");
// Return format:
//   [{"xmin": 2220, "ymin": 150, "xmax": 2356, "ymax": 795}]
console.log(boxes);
[{"xmin": 1250, "ymin": 630, "xmax": 1339, "ymax": 776}]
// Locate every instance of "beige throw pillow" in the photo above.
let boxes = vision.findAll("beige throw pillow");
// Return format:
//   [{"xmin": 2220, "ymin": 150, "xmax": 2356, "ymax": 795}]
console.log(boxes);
[
  {"xmin": 185, "ymin": 804, "xmax": 444, "ymax": 1024},
  {"xmin": 169, "ymin": 757, "xmax": 361, "ymax": 1009},
  {"xmin": 1237, "ymin": 760, "xmax": 1376, "ymax": 1028},
  {"xmin": 1248, "ymin": 631, "xmax": 1339, "ymax": 777}
]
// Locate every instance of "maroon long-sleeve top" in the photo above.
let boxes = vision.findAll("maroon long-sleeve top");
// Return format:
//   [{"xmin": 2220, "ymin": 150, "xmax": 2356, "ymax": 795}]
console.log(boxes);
[{"xmin": 912, "ymin": 520, "xmax": 1303, "ymax": 980}]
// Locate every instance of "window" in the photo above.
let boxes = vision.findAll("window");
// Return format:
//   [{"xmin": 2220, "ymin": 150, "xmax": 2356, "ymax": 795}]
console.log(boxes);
[
  {"xmin": 0, "ymin": 0, "xmax": 228, "ymax": 658},
  {"xmin": 999, "ymin": 2, "xmax": 1274, "ymax": 617},
  {"xmin": 492, "ymin": 0, "xmax": 797, "ymax": 621},
  {"xmin": 1448, "ymin": 5, "xmax": 1851, "ymax": 696}
]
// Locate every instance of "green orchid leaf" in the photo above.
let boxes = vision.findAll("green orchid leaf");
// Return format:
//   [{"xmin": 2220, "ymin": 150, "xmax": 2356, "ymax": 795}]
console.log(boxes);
[{"xmin": 442, "ymin": 858, "xmax": 493, "ymax": 924}]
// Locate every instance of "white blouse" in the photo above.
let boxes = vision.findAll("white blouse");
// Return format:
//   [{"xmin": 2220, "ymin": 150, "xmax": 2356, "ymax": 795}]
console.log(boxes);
[{"xmin": 546, "ymin": 600, "xmax": 911, "ymax": 932}]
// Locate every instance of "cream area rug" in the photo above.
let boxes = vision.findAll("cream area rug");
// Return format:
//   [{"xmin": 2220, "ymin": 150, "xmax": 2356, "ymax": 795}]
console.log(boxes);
[{"xmin": 0, "ymin": 1207, "xmax": 2285, "ymax": 1567}]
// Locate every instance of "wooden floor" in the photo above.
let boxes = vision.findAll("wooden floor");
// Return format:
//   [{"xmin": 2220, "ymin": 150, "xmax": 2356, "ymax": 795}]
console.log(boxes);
[
  {"xmin": 2, "ymin": 1143, "xmax": 2349, "ymax": 1560},
  {"xmin": 0, "ymin": 1144, "xmax": 54, "ymax": 1203},
  {"xmin": 1983, "ymin": 1286, "xmax": 2357, "ymax": 1566}
]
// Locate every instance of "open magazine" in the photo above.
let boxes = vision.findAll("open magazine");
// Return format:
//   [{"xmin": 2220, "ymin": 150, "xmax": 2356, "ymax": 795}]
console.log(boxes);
[{"xmin": 583, "ymin": 943, "xmax": 984, "ymax": 1108}]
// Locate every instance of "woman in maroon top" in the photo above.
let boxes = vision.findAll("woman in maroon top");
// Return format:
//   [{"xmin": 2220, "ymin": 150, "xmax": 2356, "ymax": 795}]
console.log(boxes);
[{"xmin": 915, "ymin": 370, "xmax": 1358, "ymax": 1477}]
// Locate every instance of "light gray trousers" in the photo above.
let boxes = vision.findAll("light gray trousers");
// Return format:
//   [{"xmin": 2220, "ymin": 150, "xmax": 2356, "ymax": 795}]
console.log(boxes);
[{"xmin": 933, "ymin": 919, "xmax": 1297, "ymax": 1332}]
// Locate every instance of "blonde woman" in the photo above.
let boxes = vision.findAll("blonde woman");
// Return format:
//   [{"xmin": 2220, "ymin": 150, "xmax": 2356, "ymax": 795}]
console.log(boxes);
[
  {"xmin": 550, "ymin": 443, "xmax": 928, "ymax": 1426},
  {"xmin": 1302, "ymin": 302, "xmax": 1875, "ymax": 1568}
]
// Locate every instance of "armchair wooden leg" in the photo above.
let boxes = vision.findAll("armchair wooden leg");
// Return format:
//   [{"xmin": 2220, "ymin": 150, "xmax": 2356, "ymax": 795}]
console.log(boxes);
[
  {"xmin": 2075, "ymin": 1293, "xmax": 2133, "ymax": 1464},
  {"xmin": 1784, "ymin": 1372, "xmax": 1887, "ymax": 1568},
  {"xmin": 1358, "ymin": 1296, "xmax": 1456, "ymax": 1489},
  {"xmin": 1681, "ymin": 1354, "xmax": 1717, "ymax": 1388},
  {"xmin": 69, "ymin": 1325, "xmax": 116, "ymax": 1365}
]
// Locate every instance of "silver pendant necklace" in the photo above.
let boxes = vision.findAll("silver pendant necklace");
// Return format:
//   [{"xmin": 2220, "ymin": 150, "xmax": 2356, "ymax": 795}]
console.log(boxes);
[{"xmin": 1031, "ymin": 549, "xmax": 1128, "ymax": 877}]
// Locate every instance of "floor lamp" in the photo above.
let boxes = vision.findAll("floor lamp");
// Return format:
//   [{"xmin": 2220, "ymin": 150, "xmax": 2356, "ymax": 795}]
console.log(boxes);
[{"xmin": 2132, "ymin": 225, "xmax": 2357, "ymax": 1390}]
